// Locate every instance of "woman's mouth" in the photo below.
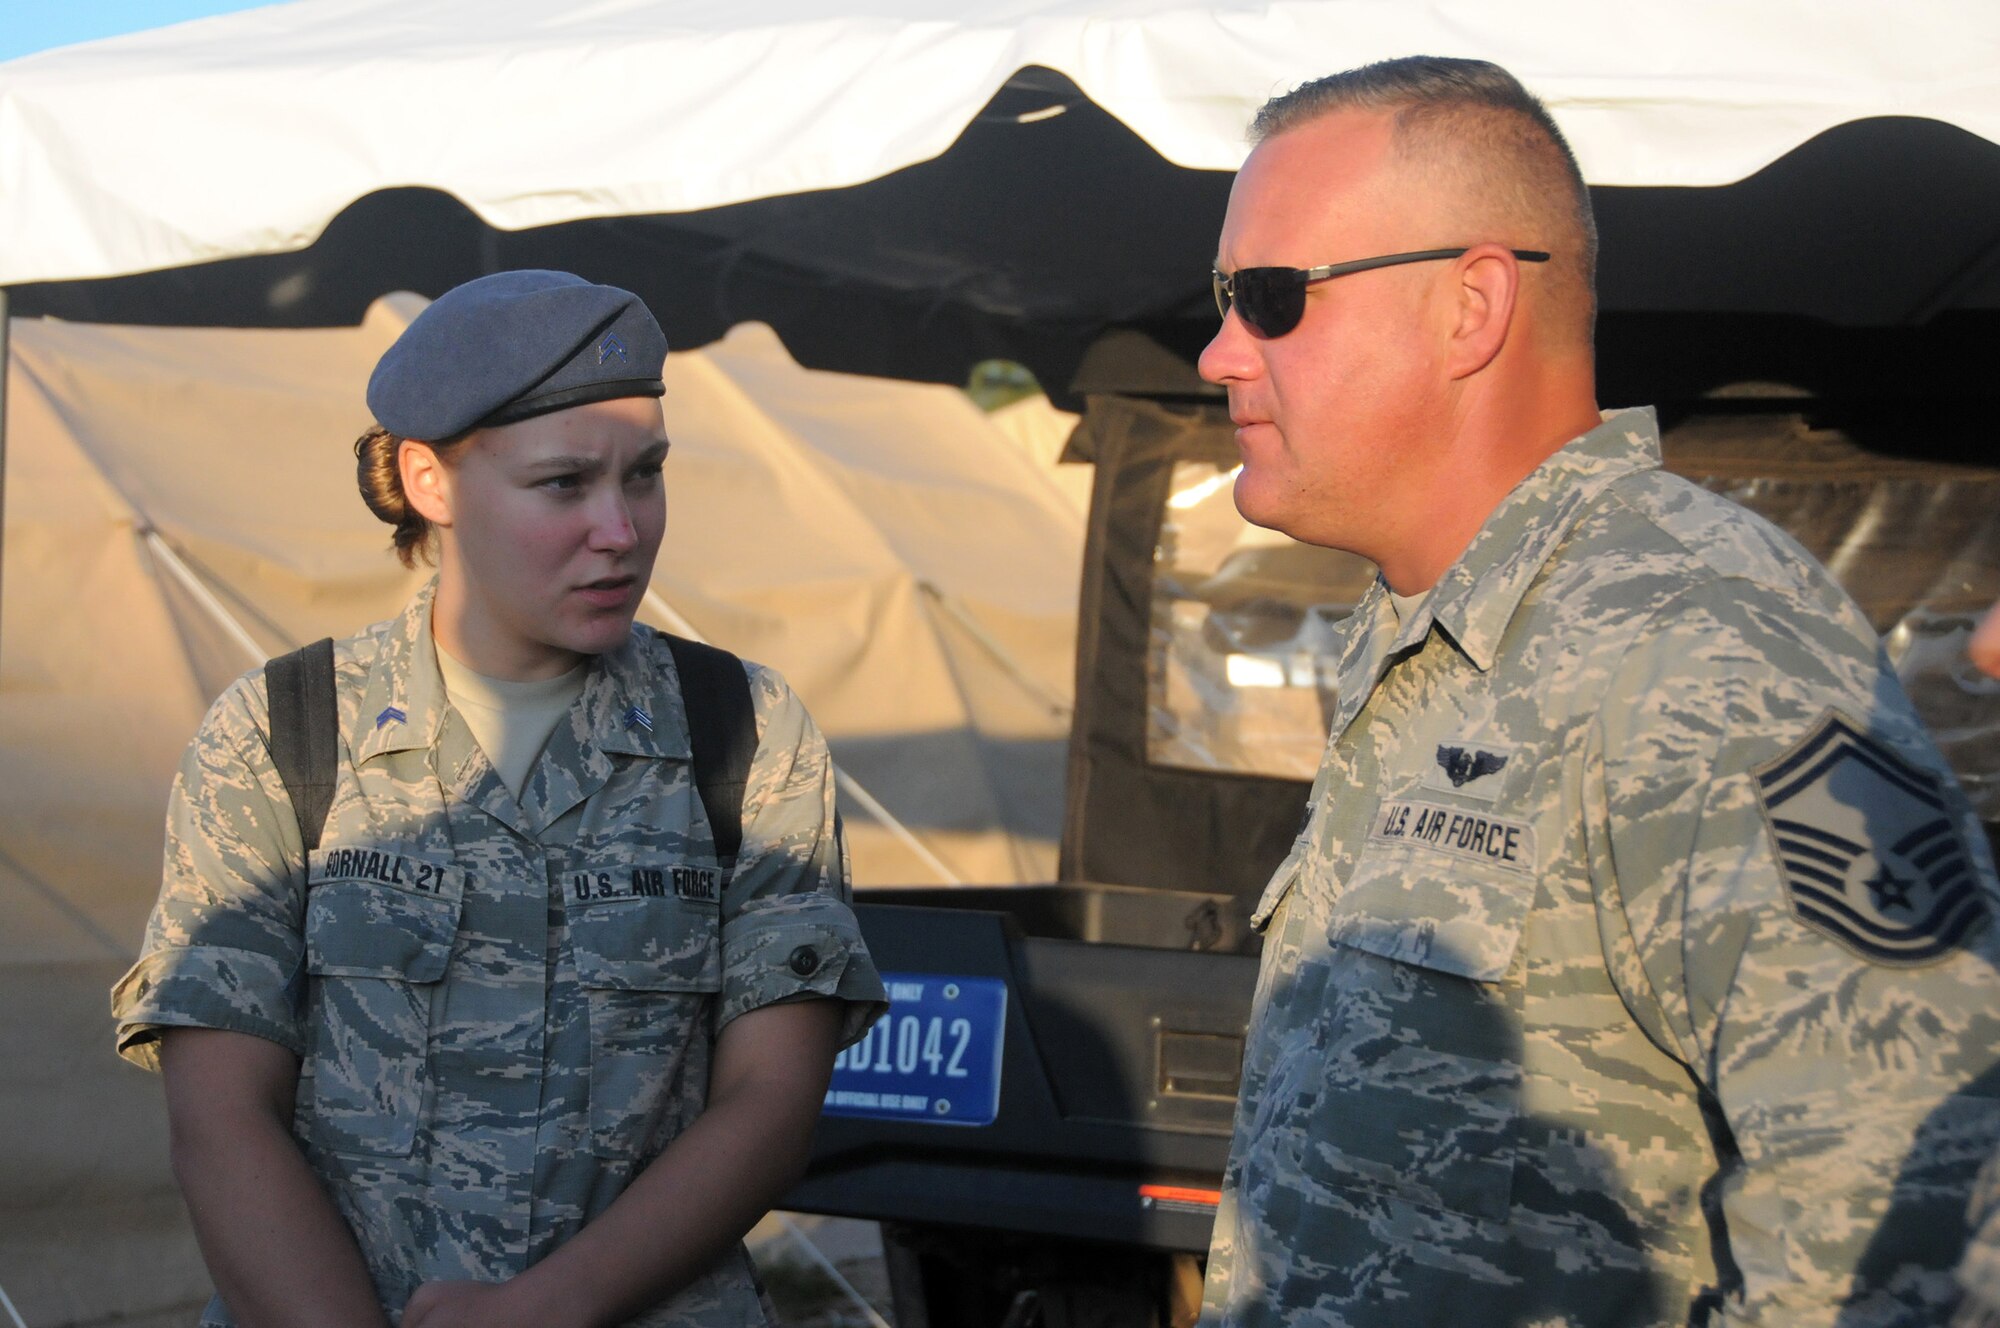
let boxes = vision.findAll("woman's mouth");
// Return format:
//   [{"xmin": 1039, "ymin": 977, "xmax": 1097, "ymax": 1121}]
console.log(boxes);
[{"xmin": 574, "ymin": 575, "xmax": 636, "ymax": 609}]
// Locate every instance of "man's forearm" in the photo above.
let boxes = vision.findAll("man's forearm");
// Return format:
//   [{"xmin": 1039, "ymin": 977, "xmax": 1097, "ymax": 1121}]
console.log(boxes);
[{"xmin": 162, "ymin": 1030, "xmax": 388, "ymax": 1328}]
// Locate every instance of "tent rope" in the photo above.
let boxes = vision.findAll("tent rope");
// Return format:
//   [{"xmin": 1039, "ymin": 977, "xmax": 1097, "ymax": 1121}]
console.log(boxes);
[
  {"xmin": 776, "ymin": 1214, "xmax": 893, "ymax": 1328},
  {"xmin": 640, "ymin": 589, "xmax": 962, "ymax": 885},
  {"xmin": 0, "ymin": 1277, "xmax": 28, "ymax": 1328},
  {"xmin": 142, "ymin": 528, "xmax": 267, "ymax": 664},
  {"xmin": 917, "ymin": 580, "xmax": 1072, "ymax": 722}
]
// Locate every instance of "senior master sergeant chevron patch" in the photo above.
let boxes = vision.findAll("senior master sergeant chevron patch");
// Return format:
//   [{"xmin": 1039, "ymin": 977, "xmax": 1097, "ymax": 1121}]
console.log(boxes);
[{"xmin": 1755, "ymin": 709, "xmax": 1989, "ymax": 966}]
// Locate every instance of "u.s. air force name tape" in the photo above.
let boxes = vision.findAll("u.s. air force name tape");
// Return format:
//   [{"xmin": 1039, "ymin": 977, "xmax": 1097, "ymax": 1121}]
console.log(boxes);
[
  {"xmin": 310, "ymin": 846, "xmax": 462, "ymax": 897},
  {"xmin": 1368, "ymin": 798, "xmax": 1536, "ymax": 875}
]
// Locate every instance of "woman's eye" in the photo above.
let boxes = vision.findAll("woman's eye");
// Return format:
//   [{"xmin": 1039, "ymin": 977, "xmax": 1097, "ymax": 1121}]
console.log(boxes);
[
  {"xmin": 626, "ymin": 463, "xmax": 665, "ymax": 487},
  {"xmin": 539, "ymin": 473, "xmax": 584, "ymax": 493}
]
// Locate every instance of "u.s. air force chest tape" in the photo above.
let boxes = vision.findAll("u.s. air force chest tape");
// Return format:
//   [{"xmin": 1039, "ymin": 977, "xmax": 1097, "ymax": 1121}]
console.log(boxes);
[
  {"xmin": 565, "ymin": 856, "xmax": 724, "ymax": 992},
  {"xmin": 1368, "ymin": 798, "xmax": 1538, "ymax": 876},
  {"xmin": 568, "ymin": 862, "xmax": 721, "ymax": 905},
  {"xmin": 1755, "ymin": 709, "xmax": 1991, "ymax": 966}
]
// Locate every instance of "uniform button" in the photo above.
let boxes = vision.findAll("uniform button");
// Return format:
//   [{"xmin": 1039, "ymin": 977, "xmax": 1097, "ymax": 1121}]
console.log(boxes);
[{"xmin": 788, "ymin": 945, "xmax": 821, "ymax": 977}]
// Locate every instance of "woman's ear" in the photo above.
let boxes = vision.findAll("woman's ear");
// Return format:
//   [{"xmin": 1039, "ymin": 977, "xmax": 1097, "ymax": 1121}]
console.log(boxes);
[{"xmin": 399, "ymin": 439, "xmax": 454, "ymax": 528}]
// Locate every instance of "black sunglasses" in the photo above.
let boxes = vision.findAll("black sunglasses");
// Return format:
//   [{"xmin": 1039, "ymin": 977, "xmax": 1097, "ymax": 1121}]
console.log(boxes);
[{"xmin": 1213, "ymin": 247, "xmax": 1552, "ymax": 338}]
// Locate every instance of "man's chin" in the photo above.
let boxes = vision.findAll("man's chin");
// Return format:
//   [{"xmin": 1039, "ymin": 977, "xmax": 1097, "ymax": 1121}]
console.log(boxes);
[
  {"xmin": 1232, "ymin": 475, "xmax": 1298, "ymax": 537},
  {"xmin": 1232, "ymin": 484, "xmax": 1361, "ymax": 555}
]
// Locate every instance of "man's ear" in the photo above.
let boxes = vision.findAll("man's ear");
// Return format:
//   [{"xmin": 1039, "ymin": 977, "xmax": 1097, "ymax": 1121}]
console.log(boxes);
[
  {"xmin": 1444, "ymin": 244, "xmax": 1522, "ymax": 381},
  {"xmin": 399, "ymin": 439, "xmax": 454, "ymax": 528}
]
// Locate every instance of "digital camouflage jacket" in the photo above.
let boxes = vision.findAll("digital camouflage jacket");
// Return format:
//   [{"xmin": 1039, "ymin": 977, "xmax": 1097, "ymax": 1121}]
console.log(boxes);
[
  {"xmin": 113, "ymin": 582, "xmax": 886, "ymax": 1326},
  {"xmin": 1202, "ymin": 410, "xmax": 2000, "ymax": 1327}
]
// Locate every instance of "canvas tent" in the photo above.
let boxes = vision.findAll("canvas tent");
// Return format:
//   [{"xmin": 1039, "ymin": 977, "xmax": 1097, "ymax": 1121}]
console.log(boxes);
[
  {"xmin": 0, "ymin": 308, "xmax": 1081, "ymax": 1325},
  {"xmin": 5, "ymin": 3, "xmax": 2000, "ymax": 1325}
]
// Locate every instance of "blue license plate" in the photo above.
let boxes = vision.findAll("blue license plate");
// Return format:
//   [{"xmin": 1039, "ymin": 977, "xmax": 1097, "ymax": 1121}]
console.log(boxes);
[{"xmin": 822, "ymin": 972, "xmax": 1006, "ymax": 1127}]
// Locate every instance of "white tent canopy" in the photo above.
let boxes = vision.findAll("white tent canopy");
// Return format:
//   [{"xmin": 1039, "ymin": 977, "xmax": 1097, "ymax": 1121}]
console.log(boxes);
[
  {"xmin": 4, "ymin": 0, "xmax": 1999, "ymax": 287},
  {"xmin": 9, "ymin": 0, "xmax": 2000, "ymax": 405}
]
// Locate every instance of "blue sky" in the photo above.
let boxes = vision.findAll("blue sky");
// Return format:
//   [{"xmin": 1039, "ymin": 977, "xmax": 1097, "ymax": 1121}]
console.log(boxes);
[{"xmin": 0, "ymin": 1, "xmax": 288, "ymax": 63}]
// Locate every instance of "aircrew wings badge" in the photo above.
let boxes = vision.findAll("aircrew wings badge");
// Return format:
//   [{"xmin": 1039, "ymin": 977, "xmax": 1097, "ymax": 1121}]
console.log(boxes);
[{"xmin": 1754, "ymin": 710, "xmax": 1989, "ymax": 966}]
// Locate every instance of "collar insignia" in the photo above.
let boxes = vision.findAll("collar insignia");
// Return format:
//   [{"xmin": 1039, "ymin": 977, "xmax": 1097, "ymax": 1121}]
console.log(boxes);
[
  {"xmin": 623, "ymin": 704, "xmax": 653, "ymax": 733},
  {"xmin": 375, "ymin": 706, "xmax": 407, "ymax": 730}
]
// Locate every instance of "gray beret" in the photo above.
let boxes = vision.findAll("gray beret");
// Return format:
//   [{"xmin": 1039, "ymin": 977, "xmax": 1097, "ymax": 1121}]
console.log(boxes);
[{"xmin": 366, "ymin": 270, "xmax": 668, "ymax": 440}]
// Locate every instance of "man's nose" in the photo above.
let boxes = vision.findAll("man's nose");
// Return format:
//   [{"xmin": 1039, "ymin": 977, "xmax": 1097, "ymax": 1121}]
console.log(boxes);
[{"xmin": 1198, "ymin": 308, "xmax": 1261, "ymax": 385}]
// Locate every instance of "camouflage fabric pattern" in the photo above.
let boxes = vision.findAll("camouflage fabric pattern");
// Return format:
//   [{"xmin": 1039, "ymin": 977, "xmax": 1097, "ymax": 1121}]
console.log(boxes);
[
  {"xmin": 111, "ymin": 581, "xmax": 886, "ymax": 1326},
  {"xmin": 1957, "ymin": 1156, "xmax": 2000, "ymax": 1328},
  {"xmin": 1201, "ymin": 409, "xmax": 2000, "ymax": 1327}
]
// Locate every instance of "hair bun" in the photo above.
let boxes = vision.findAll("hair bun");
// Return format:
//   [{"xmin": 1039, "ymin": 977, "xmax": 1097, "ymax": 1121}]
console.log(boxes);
[
  {"xmin": 354, "ymin": 426, "xmax": 408, "ymax": 526},
  {"xmin": 353, "ymin": 425, "xmax": 438, "ymax": 567}
]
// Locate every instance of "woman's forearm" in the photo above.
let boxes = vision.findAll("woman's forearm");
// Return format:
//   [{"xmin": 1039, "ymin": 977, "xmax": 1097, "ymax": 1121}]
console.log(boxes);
[
  {"xmin": 162, "ymin": 1028, "xmax": 389, "ymax": 1328},
  {"xmin": 491, "ymin": 1000, "xmax": 845, "ymax": 1328}
]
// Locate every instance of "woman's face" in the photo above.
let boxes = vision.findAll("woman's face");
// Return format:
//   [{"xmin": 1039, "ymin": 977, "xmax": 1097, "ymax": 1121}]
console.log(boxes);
[{"xmin": 415, "ymin": 395, "xmax": 670, "ymax": 679}]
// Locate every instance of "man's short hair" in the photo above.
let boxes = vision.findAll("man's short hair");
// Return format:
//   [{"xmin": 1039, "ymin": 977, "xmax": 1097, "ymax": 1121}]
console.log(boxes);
[{"xmin": 1253, "ymin": 56, "xmax": 1598, "ymax": 340}]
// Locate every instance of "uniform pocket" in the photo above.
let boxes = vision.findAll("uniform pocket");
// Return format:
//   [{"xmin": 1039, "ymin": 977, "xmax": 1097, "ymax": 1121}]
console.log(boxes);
[
  {"xmin": 301, "ymin": 848, "xmax": 465, "ymax": 1157},
  {"xmin": 570, "ymin": 892, "xmax": 722, "ymax": 993},
  {"xmin": 1327, "ymin": 832, "xmax": 1532, "ymax": 982},
  {"xmin": 1303, "ymin": 846, "xmax": 1533, "ymax": 1224},
  {"xmin": 569, "ymin": 885, "xmax": 723, "ymax": 1159}
]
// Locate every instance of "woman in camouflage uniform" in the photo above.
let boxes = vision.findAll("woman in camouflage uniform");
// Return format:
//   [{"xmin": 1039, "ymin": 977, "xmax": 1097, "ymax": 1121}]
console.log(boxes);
[{"xmin": 112, "ymin": 271, "xmax": 886, "ymax": 1328}]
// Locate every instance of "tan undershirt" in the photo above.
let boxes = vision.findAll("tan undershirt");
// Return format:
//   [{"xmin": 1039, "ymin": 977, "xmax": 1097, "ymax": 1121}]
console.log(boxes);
[
  {"xmin": 1388, "ymin": 588, "xmax": 1431, "ymax": 626},
  {"xmin": 435, "ymin": 646, "xmax": 588, "ymax": 797}
]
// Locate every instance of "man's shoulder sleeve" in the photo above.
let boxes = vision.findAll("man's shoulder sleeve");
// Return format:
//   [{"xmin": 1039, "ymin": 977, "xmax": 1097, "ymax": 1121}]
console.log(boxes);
[
  {"xmin": 1594, "ymin": 575, "xmax": 2000, "ymax": 1321},
  {"xmin": 1599, "ymin": 573, "xmax": 1995, "ymax": 971}
]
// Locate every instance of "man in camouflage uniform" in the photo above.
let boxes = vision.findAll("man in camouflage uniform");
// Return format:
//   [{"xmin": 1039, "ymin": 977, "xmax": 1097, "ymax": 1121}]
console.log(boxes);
[
  {"xmin": 1197, "ymin": 57, "xmax": 2000, "ymax": 1326},
  {"xmin": 111, "ymin": 271, "xmax": 886, "ymax": 1327},
  {"xmin": 1957, "ymin": 610, "xmax": 2000, "ymax": 1328}
]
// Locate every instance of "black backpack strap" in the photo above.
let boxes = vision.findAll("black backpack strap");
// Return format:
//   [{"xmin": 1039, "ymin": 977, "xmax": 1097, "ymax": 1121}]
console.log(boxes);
[
  {"xmin": 663, "ymin": 635, "xmax": 757, "ymax": 868},
  {"xmin": 264, "ymin": 637, "xmax": 339, "ymax": 855}
]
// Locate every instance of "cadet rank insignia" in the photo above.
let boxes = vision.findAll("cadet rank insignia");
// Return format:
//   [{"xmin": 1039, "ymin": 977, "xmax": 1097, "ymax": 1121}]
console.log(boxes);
[{"xmin": 1755, "ymin": 710, "xmax": 1988, "ymax": 966}]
